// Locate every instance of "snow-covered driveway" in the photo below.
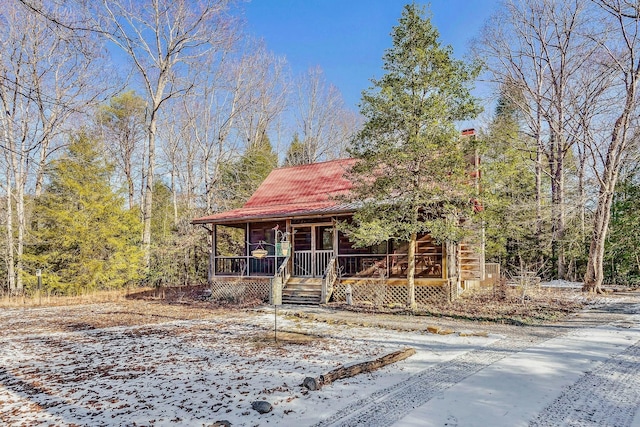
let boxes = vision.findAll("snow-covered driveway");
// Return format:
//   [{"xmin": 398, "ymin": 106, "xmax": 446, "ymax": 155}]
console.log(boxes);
[
  {"xmin": 398, "ymin": 309, "xmax": 640, "ymax": 427},
  {"xmin": 318, "ymin": 301, "xmax": 640, "ymax": 427}
]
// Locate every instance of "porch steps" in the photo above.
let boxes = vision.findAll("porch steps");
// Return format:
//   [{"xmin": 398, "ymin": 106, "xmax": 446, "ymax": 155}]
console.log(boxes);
[
  {"xmin": 282, "ymin": 278, "xmax": 322, "ymax": 305},
  {"xmin": 459, "ymin": 243, "xmax": 482, "ymax": 280}
]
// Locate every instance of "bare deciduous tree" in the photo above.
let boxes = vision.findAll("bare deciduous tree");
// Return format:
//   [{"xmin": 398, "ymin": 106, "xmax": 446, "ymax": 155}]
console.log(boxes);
[
  {"xmin": 235, "ymin": 42, "xmax": 289, "ymax": 152},
  {"xmin": 291, "ymin": 66, "xmax": 358, "ymax": 164},
  {"xmin": 476, "ymin": 0, "xmax": 599, "ymax": 278},
  {"xmin": 1, "ymin": 0, "xmax": 106, "ymax": 292},
  {"xmin": 583, "ymin": 0, "xmax": 640, "ymax": 292},
  {"xmin": 96, "ymin": 91, "xmax": 147, "ymax": 209},
  {"xmin": 185, "ymin": 45, "xmax": 252, "ymax": 212},
  {"xmin": 93, "ymin": 0, "xmax": 236, "ymax": 267},
  {"xmin": 478, "ymin": 0, "xmax": 640, "ymax": 290}
]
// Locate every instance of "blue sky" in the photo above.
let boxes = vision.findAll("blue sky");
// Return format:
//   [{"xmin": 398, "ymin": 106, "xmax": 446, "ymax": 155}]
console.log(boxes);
[{"xmin": 242, "ymin": 1, "xmax": 501, "ymax": 109}]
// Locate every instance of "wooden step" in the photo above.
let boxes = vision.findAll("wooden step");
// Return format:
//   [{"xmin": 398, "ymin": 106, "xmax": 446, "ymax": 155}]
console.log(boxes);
[
  {"xmin": 283, "ymin": 283, "xmax": 321, "ymax": 291},
  {"xmin": 282, "ymin": 295, "xmax": 321, "ymax": 305},
  {"xmin": 282, "ymin": 289, "xmax": 321, "ymax": 298},
  {"xmin": 286, "ymin": 278, "xmax": 322, "ymax": 285},
  {"xmin": 281, "ymin": 277, "xmax": 322, "ymax": 305}
]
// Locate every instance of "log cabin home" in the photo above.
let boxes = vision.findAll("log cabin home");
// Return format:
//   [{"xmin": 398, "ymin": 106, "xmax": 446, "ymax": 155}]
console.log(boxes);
[{"xmin": 192, "ymin": 155, "xmax": 484, "ymax": 306}]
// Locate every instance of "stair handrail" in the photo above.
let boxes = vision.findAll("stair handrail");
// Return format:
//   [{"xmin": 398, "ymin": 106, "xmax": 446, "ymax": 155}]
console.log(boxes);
[
  {"xmin": 321, "ymin": 256, "xmax": 338, "ymax": 304},
  {"xmin": 276, "ymin": 254, "xmax": 291, "ymax": 284},
  {"xmin": 270, "ymin": 255, "xmax": 291, "ymax": 304}
]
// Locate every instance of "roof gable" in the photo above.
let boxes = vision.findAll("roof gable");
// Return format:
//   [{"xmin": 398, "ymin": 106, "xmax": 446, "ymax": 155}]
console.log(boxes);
[
  {"xmin": 193, "ymin": 158, "xmax": 356, "ymax": 224},
  {"xmin": 244, "ymin": 158, "xmax": 355, "ymax": 208}
]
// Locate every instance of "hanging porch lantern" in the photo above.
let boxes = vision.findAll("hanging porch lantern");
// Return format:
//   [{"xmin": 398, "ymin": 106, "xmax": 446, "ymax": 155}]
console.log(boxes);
[{"xmin": 251, "ymin": 242, "xmax": 268, "ymax": 259}]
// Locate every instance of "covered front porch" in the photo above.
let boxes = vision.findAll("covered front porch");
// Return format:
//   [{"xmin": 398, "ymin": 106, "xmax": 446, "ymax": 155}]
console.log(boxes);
[
  {"xmin": 211, "ymin": 217, "xmax": 446, "ymax": 282},
  {"xmin": 204, "ymin": 215, "xmax": 460, "ymax": 305}
]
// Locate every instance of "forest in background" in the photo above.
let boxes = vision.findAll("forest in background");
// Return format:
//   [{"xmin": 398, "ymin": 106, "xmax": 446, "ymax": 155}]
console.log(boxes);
[{"xmin": 2, "ymin": 0, "xmax": 640, "ymax": 295}]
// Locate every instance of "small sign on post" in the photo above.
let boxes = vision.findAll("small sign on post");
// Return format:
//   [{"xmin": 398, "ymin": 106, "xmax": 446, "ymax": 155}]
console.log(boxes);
[{"xmin": 36, "ymin": 269, "xmax": 42, "ymax": 305}]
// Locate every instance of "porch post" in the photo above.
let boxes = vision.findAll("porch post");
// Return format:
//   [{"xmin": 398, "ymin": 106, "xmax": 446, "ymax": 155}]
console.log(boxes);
[
  {"xmin": 209, "ymin": 225, "xmax": 216, "ymax": 283},
  {"xmin": 245, "ymin": 223, "xmax": 250, "ymax": 276},
  {"xmin": 311, "ymin": 225, "xmax": 316, "ymax": 277},
  {"xmin": 286, "ymin": 219, "xmax": 292, "ymax": 273},
  {"xmin": 445, "ymin": 240, "xmax": 460, "ymax": 302},
  {"xmin": 332, "ymin": 218, "xmax": 339, "ymax": 257}
]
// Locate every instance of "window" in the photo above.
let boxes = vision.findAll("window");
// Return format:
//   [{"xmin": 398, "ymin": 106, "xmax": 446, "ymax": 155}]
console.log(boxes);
[{"xmin": 316, "ymin": 226, "xmax": 333, "ymax": 250}]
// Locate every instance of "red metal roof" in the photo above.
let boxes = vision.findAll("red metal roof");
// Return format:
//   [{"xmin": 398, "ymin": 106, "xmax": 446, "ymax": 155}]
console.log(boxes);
[{"xmin": 192, "ymin": 158, "xmax": 357, "ymax": 224}]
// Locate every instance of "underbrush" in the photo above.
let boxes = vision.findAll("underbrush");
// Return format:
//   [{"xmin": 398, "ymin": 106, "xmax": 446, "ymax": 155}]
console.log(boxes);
[
  {"xmin": 126, "ymin": 284, "xmax": 264, "ymax": 309},
  {"xmin": 0, "ymin": 288, "xmax": 131, "ymax": 308},
  {"xmin": 0, "ymin": 284, "xmax": 263, "ymax": 310},
  {"xmin": 334, "ymin": 285, "xmax": 589, "ymax": 326}
]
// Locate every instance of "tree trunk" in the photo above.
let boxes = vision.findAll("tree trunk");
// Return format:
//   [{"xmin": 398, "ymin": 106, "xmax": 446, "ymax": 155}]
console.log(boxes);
[
  {"xmin": 584, "ymin": 65, "xmax": 638, "ymax": 292},
  {"xmin": 583, "ymin": 138, "xmax": 622, "ymax": 293},
  {"xmin": 142, "ymin": 115, "xmax": 156, "ymax": 269},
  {"xmin": 34, "ymin": 134, "xmax": 52, "ymax": 198},
  {"xmin": 406, "ymin": 232, "xmax": 417, "ymax": 309},
  {"xmin": 534, "ymin": 113, "xmax": 544, "ymax": 268},
  {"xmin": 583, "ymin": 173, "xmax": 616, "ymax": 293},
  {"xmin": 577, "ymin": 145, "xmax": 587, "ymax": 240},
  {"xmin": 303, "ymin": 348, "xmax": 416, "ymax": 390},
  {"xmin": 5, "ymin": 176, "xmax": 15, "ymax": 293},
  {"xmin": 446, "ymin": 239, "xmax": 459, "ymax": 301},
  {"xmin": 128, "ymin": 180, "xmax": 135, "ymax": 210},
  {"xmin": 557, "ymin": 154, "xmax": 566, "ymax": 280},
  {"xmin": 15, "ymin": 171, "xmax": 25, "ymax": 291},
  {"xmin": 549, "ymin": 131, "xmax": 566, "ymax": 280},
  {"xmin": 171, "ymin": 164, "xmax": 178, "ymax": 226}
]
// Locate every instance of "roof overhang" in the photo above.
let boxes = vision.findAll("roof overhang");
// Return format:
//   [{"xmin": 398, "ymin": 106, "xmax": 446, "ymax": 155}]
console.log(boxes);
[{"xmin": 191, "ymin": 204, "xmax": 357, "ymax": 226}]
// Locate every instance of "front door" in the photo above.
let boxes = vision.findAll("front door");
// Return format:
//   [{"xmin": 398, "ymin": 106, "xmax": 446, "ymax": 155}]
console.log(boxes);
[{"xmin": 292, "ymin": 224, "xmax": 334, "ymax": 277}]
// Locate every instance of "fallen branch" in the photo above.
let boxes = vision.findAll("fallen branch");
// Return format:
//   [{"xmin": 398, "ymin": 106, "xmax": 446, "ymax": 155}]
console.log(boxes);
[{"xmin": 303, "ymin": 347, "xmax": 416, "ymax": 391}]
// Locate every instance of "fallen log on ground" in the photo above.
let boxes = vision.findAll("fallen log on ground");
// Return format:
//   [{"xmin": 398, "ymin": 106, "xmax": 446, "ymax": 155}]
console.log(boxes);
[{"xmin": 302, "ymin": 347, "xmax": 416, "ymax": 391}]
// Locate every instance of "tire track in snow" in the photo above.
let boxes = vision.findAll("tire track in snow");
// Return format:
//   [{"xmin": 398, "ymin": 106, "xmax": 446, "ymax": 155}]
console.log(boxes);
[
  {"xmin": 313, "ymin": 336, "xmax": 550, "ymax": 427},
  {"xmin": 314, "ymin": 300, "xmax": 640, "ymax": 427},
  {"xmin": 529, "ymin": 339, "xmax": 640, "ymax": 427}
]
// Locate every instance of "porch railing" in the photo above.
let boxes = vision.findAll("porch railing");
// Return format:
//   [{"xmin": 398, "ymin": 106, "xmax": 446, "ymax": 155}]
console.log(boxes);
[
  {"xmin": 215, "ymin": 256, "xmax": 285, "ymax": 277},
  {"xmin": 293, "ymin": 251, "xmax": 312, "ymax": 276},
  {"xmin": 336, "ymin": 253, "xmax": 443, "ymax": 278},
  {"xmin": 293, "ymin": 250, "xmax": 334, "ymax": 277},
  {"xmin": 321, "ymin": 256, "xmax": 338, "ymax": 304},
  {"xmin": 315, "ymin": 250, "xmax": 334, "ymax": 277},
  {"xmin": 216, "ymin": 252, "xmax": 443, "ymax": 279},
  {"xmin": 215, "ymin": 257, "xmax": 248, "ymax": 276}
]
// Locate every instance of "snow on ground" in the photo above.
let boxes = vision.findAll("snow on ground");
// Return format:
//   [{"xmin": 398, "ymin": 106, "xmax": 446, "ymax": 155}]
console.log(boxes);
[
  {"xmin": 1, "ymin": 298, "xmax": 640, "ymax": 426},
  {"xmin": 398, "ymin": 313, "xmax": 640, "ymax": 427},
  {"xmin": 0, "ymin": 305, "xmax": 494, "ymax": 426},
  {"xmin": 541, "ymin": 279, "xmax": 584, "ymax": 289}
]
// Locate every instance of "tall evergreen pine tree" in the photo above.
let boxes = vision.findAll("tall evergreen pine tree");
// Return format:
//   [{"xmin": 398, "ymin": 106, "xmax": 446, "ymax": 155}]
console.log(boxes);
[
  {"xmin": 345, "ymin": 4, "xmax": 481, "ymax": 308},
  {"xmin": 27, "ymin": 132, "xmax": 143, "ymax": 293}
]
